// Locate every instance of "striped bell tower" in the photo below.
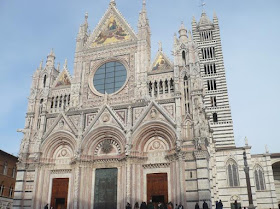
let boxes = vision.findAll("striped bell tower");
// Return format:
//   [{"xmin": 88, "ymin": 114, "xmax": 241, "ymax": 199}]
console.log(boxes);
[{"xmin": 192, "ymin": 12, "xmax": 235, "ymax": 147}]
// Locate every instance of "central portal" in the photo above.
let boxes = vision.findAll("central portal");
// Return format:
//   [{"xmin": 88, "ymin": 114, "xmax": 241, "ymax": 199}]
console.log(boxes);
[
  {"xmin": 94, "ymin": 168, "xmax": 118, "ymax": 209},
  {"xmin": 147, "ymin": 173, "xmax": 168, "ymax": 204}
]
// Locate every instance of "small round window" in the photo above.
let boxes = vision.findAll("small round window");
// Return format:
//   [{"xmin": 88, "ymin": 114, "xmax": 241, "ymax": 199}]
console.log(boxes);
[{"xmin": 93, "ymin": 61, "xmax": 127, "ymax": 94}]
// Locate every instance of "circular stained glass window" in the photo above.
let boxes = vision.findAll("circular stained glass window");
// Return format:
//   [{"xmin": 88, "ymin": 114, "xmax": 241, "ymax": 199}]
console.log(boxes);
[{"xmin": 93, "ymin": 61, "xmax": 127, "ymax": 94}]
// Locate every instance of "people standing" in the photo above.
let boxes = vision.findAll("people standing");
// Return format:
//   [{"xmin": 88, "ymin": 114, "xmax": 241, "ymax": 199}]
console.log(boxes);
[
  {"xmin": 126, "ymin": 202, "xmax": 132, "ymax": 209},
  {"xmin": 203, "ymin": 201, "xmax": 208, "ymax": 209},
  {"xmin": 141, "ymin": 202, "xmax": 148, "ymax": 209},
  {"xmin": 178, "ymin": 203, "xmax": 184, "ymax": 209},
  {"xmin": 44, "ymin": 204, "xmax": 49, "ymax": 209},
  {"xmin": 218, "ymin": 200, "xmax": 223, "ymax": 209},
  {"xmin": 195, "ymin": 202, "xmax": 199, "ymax": 209},
  {"xmin": 134, "ymin": 202, "xmax": 140, "ymax": 209},
  {"xmin": 233, "ymin": 200, "xmax": 238, "ymax": 209},
  {"xmin": 147, "ymin": 200, "xmax": 154, "ymax": 209}
]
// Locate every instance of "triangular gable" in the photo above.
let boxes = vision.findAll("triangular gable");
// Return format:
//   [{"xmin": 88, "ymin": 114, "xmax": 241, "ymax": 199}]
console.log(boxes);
[
  {"xmin": 86, "ymin": 4, "xmax": 137, "ymax": 49},
  {"xmin": 151, "ymin": 51, "xmax": 173, "ymax": 71},
  {"xmin": 53, "ymin": 69, "xmax": 72, "ymax": 88},
  {"xmin": 132, "ymin": 101, "xmax": 176, "ymax": 132},
  {"xmin": 43, "ymin": 113, "xmax": 78, "ymax": 140},
  {"xmin": 83, "ymin": 104, "xmax": 126, "ymax": 138}
]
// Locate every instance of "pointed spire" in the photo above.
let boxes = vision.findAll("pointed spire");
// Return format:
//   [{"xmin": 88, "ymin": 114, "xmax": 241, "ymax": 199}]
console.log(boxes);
[
  {"xmin": 188, "ymin": 30, "xmax": 192, "ymax": 41},
  {"xmin": 179, "ymin": 21, "xmax": 188, "ymax": 42},
  {"xmin": 213, "ymin": 11, "xmax": 217, "ymax": 19},
  {"xmin": 48, "ymin": 48, "xmax": 55, "ymax": 57},
  {"xmin": 138, "ymin": 0, "xmax": 149, "ymax": 28},
  {"xmin": 192, "ymin": 16, "xmax": 196, "ymax": 24},
  {"xmin": 46, "ymin": 49, "xmax": 55, "ymax": 68},
  {"xmin": 85, "ymin": 12, "xmax": 88, "ymax": 22},
  {"xmin": 63, "ymin": 59, "xmax": 68, "ymax": 69},
  {"xmin": 198, "ymin": 11, "xmax": 213, "ymax": 27},
  {"xmin": 57, "ymin": 62, "xmax": 60, "ymax": 72},
  {"xmin": 173, "ymin": 33, "xmax": 178, "ymax": 46},
  {"xmin": 142, "ymin": 0, "xmax": 147, "ymax": 12},
  {"xmin": 158, "ymin": 41, "xmax": 162, "ymax": 52},
  {"xmin": 213, "ymin": 11, "xmax": 219, "ymax": 24},
  {"xmin": 39, "ymin": 60, "xmax": 43, "ymax": 70}
]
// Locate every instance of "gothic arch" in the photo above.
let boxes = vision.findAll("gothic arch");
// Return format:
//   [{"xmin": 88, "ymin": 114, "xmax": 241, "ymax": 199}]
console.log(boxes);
[
  {"xmin": 81, "ymin": 126, "xmax": 126, "ymax": 156},
  {"xmin": 226, "ymin": 158, "xmax": 240, "ymax": 187},
  {"xmin": 40, "ymin": 131, "xmax": 77, "ymax": 160},
  {"xmin": 254, "ymin": 164, "xmax": 266, "ymax": 191},
  {"xmin": 132, "ymin": 121, "xmax": 176, "ymax": 152}
]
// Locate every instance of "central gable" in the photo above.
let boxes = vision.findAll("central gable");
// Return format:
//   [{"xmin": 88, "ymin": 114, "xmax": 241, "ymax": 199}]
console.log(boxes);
[{"xmin": 87, "ymin": 4, "xmax": 137, "ymax": 49}]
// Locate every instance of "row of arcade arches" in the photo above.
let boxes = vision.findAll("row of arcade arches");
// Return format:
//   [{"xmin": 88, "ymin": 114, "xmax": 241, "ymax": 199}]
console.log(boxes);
[{"xmin": 40, "ymin": 122, "xmax": 177, "ymax": 161}]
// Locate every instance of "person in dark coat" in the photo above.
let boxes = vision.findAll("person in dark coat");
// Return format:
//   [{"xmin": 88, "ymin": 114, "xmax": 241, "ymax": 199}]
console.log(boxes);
[
  {"xmin": 140, "ymin": 202, "xmax": 145, "ymax": 209},
  {"xmin": 178, "ymin": 203, "xmax": 184, "ymax": 209},
  {"xmin": 233, "ymin": 200, "xmax": 238, "ymax": 209},
  {"xmin": 134, "ymin": 202, "xmax": 140, "ymax": 209},
  {"xmin": 141, "ymin": 202, "xmax": 148, "ymax": 209},
  {"xmin": 195, "ymin": 202, "xmax": 199, "ymax": 209},
  {"xmin": 203, "ymin": 201, "xmax": 208, "ymax": 209},
  {"xmin": 126, "ymin": 202, "xmax": 132, "ymax": 209},
  {"xmin": 44, "ymin": 204, "xmax": 49, "ymax": 209},
  {"xmin": 147, "ymin": 200, "xmax": 154, "ymax": 209},
  {"xmin": 218, "ymin": 200, "xmax": 223, "ymax": 209}
]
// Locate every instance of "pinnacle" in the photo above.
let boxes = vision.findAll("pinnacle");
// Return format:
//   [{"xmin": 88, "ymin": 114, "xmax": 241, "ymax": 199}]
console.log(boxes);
[
  {"xmin": 48, "ymin": 48, "xmax": 55, "ymax": 57},
  {"xmin": 39, "ymin": 60, "xmax": 43, "ymax": 70},
  {"xmin": 57, "ymin": 62, "xmax": 60, "ymax": 71},
  {"xmin": 142, "ymin": 0, "xmax": 146, "ymax": 11},
  {"xmin": 158, "ymin": 41, "xmax": 162, "ymax": 52},
  {"xmin": 110, "ymin": 0, "xmax": 116, "ymax": 6},
  {"xmin": 63, "ymin": 59, "xmax": 68, "ymax": 69},
  {"xmin": 192, "ymin": 16, "xmax": 196, "ymax": 23}
]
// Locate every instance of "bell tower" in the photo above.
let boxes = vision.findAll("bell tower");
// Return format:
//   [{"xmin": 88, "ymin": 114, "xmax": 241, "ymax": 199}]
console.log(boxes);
[{"xmin": 192, "ymin": 12, "xmax": 235, "ymax": 147}]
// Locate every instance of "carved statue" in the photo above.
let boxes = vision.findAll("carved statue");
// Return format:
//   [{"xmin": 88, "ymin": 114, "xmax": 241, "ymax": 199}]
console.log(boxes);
[{"xmin": 125, "ymin": 143, "xmax": 132, "ymax": 156}]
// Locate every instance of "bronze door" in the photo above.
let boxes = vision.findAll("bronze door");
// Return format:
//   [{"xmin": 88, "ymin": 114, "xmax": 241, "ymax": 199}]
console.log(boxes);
[
  {"xmin": 94, "ymin": 168, "xmax": 118, "ymax": 209},
  {"xmin": 50, "ymin": 178, "xmax": 69, "ymax": 209},
  {"xmin": 147, "ymin": 173, "xmax": 168, "ymax": 204}
]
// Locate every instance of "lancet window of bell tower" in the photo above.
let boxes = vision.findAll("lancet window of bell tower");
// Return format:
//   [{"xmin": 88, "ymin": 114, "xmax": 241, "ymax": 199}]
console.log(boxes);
[
  {"xmin": 199, "ymin": 30, "xmax": 213, "ymax": 42},
  {"xmin": 201, "ymin": 47, "xmax": 215, "ymax": 60}
]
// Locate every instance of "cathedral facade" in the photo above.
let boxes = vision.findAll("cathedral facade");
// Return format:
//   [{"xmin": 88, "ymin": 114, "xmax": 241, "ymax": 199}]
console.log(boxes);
[{"xmin": 14, "ymin": 1, "xmax": 280, "ymax": 209}]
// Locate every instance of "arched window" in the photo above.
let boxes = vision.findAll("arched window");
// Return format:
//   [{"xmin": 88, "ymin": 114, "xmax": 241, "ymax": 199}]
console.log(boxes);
[
  {"xmin": 182, "ymin": 51, "xmax": 186, "ymax": 65},
  {"xmin": 0, "ymin": 182, "xmax": 4, "ymax": 196},
  {"xmin": 227, "ymin": 159, "xmax": 239, "ymax": 187},
  {"xmin": 9, "ymin": 186, "xmax": 13, "ymax": 198},
  {"xmin": 12, "ymin": 167, "xmax": 16, "ymax": 178},
  {"xmin": 43, "ymin": 75, "xmax": 47, "ymax": 88},
  {"xmin": 3, "ymin": 162, "xmax": 7, "ymax": 175},
  {"xmin": 213, "ymin": 113, "xmax": 218, "ymax": 122},
  {"xmin": 254, "ymin": 165, "xmax": 266, "ymax": 191},
  {"xmin": 170, "ymin": 79, "xmax": 174, "ymax": 92},
  {"xmin": 148, "ymin": 82, "xmax": 152, "ymax": 96}
]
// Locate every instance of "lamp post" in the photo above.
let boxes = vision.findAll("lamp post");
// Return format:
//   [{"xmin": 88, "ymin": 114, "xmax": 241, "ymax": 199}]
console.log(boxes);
[{"xmin": 243, "ymin": 151, "xmax": 255, "ymax": 209}]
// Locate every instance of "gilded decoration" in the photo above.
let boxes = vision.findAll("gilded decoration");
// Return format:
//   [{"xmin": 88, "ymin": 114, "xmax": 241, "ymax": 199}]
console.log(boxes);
[
  {"xmin": 152, "ymin": 54, "xmax": 169, "ymax": 71},
  {"xmin": 92, "ymin": 16, "xmax": 130, "ymax": 47},
  {"xmin": 55, "ymin": 71, "xmax": 71, "ymax": 87}
]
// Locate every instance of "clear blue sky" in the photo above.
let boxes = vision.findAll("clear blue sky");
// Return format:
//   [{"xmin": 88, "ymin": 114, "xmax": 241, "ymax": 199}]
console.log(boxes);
[{"xmin": 0, "ymin": 0, "xmax": 279, "ymax": 156}]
